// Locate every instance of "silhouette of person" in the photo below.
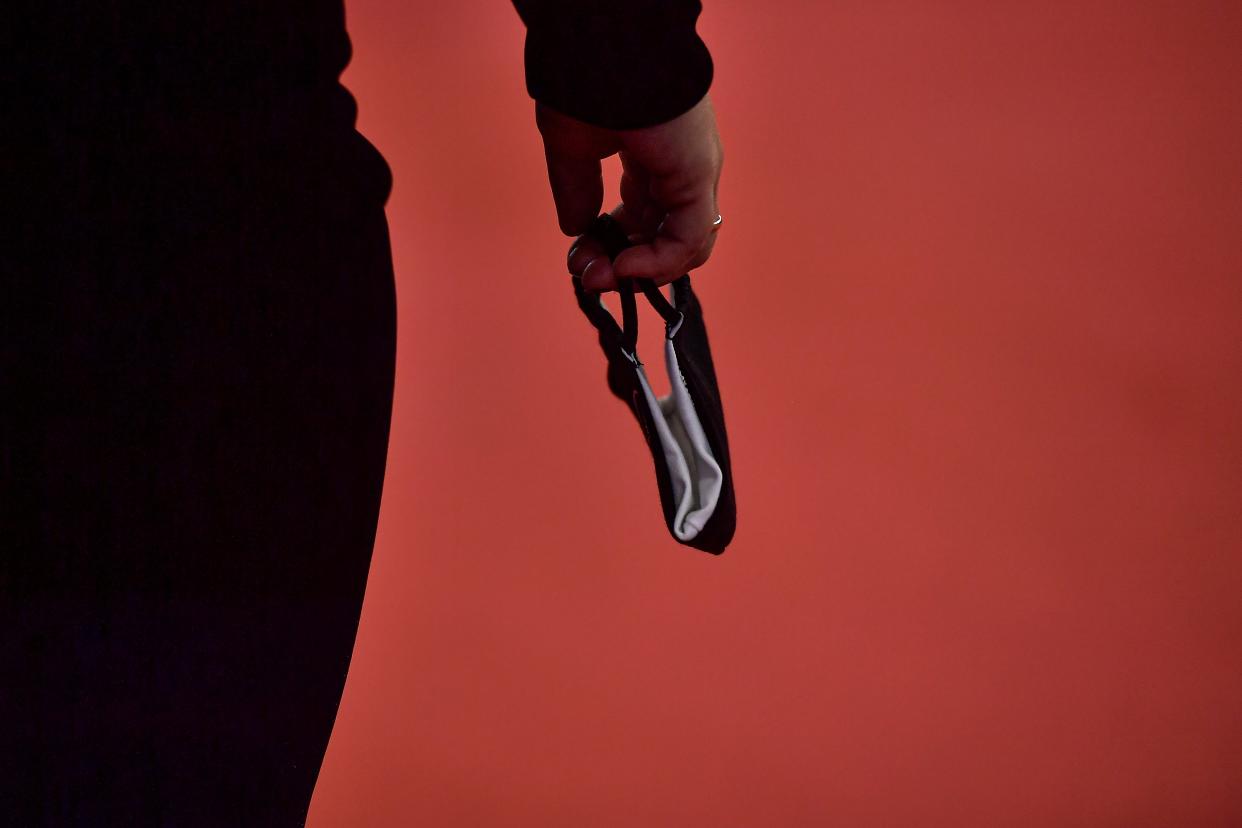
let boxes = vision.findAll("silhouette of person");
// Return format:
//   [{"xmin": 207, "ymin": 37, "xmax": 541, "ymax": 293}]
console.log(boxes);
[{"xmin": 4, "ymin": 1, "xmax": 723, "ymax": 824}]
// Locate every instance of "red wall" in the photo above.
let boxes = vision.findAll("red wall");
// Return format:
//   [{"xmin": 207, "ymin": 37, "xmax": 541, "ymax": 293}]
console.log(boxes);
[{"xmin": 309, "ymin": 2, "xmax": 1242, "ymax": 824}]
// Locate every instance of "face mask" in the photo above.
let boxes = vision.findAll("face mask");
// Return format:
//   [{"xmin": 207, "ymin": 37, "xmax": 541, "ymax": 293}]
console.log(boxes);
[{"xmin": 571, "ymin": 212, "xmax": 737, "ymax": 555}]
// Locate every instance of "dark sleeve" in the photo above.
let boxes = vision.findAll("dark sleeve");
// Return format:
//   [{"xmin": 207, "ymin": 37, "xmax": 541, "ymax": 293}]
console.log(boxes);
[{"xmin": 510, "ymin": 0, "xmax": 714, "ymax": 131}]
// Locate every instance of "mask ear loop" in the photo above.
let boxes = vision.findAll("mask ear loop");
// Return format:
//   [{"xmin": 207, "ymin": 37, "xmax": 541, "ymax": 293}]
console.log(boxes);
[
  {"xmin": 617, "ymin": 276, "xmax": 641, "ymax": 365},
  {"xmin": 636, "ymin": 277, "xmax": 684, "ymax": 337},
  {"xmin": 619, "ymin": 275, "xmax": 688, "ymax": 360},
  {"xmin": 571, "ymin": 275, "xmax": 622, "ymax": 339},
  {"xmin": 579, "ymin": 212, "xmax": 688, "ymax": 353}
]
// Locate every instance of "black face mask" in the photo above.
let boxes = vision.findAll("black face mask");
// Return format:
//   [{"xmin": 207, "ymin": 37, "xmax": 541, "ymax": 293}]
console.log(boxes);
[{"xmin": 571, "ymin": 213, "xmax": 737, "ymax": 555}]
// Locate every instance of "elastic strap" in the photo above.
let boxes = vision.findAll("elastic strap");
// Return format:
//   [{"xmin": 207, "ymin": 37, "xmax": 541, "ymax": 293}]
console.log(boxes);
[
  {"xmin": 579, "ymin": 213, "xmax": 689, "ymax": 357},
  {"xmin": 618, "ymin": 277, "xmax": 639, "ymax": 360},
  {"xmin": 637, "ymin": 278, "xmax": 682, "ymax": 328}
]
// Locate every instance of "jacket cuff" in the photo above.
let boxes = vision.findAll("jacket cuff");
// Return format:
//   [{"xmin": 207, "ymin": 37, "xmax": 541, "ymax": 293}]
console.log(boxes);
[{"xmin": 520, "ymin": 1, "xmax": 714, "ymax": 130}]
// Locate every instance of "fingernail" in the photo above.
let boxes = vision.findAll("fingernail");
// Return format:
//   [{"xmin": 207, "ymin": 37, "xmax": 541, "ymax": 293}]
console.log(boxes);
[{"xmin": 583, "ymin": 257, "xmax": 608, "ymax": 291}]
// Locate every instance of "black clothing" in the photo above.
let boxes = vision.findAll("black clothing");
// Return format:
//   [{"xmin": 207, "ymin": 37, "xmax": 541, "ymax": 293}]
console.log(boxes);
[
  {"xmin": 5, "ymin": 2, "xmax": 713, "ymax": 825},
  {"xmin": 14, "ymin": 1, "xmax": 712, "ymax": 139},
  {"xmin": 513, "ymin": 0, "xmax": 714, "ymax": 129}
]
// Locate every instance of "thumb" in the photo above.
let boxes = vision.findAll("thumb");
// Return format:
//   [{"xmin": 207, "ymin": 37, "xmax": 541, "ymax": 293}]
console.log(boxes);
[
  {"xmin": 543, "ymin": 148, "xmax": 604, "ymax": 237},
  {"xmin": 611, "ymin": 198, "xmax": 715, "ymax": 286}
]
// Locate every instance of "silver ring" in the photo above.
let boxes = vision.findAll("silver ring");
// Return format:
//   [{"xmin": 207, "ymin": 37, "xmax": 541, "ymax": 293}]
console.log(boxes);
[{"xmin": 712, "ymin": 213, "xmax": 723, "ymax": 228}]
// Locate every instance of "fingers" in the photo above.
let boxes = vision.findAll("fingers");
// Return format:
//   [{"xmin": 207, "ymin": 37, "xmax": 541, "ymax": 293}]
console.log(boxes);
[
  {"xmin": 566, "ymin": 204, "xmax": 628, "ymax": 293},
  {"xmin": 567, "ymin": 233, "xmax": 611, "ymax": 293},
  {"xmin": 611, "ymin": 196, "xmax": 718, "ymax": 288},
  {"xmin": 543, "ymin": 148, "xmax": 604, "ymax": 237},
  {"xmin": 535, "ymin": 102, "xmax": 617, "ymax": 236},
  {"xmin": 687, "ymin": 220, "xmax": 720, "ymax": 270},
  {"xmin": 566, "ymin": 203, "xmax": 721, "ymax": 293},
  {"xmin": 618, "ymin": 154, "xmax": 662, "ymax": 241}
]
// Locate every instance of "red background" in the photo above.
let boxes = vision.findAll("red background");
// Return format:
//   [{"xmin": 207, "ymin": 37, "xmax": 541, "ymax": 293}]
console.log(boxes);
[{"xmin": 308, "ymin": 2, "xmax": 1242, "ymax": 824}]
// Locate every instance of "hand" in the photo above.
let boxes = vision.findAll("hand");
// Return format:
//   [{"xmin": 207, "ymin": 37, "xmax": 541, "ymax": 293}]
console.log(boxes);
[{"xmin": 534, "ymin": 93, "xmax": 724, "ymax": 292}]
